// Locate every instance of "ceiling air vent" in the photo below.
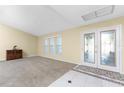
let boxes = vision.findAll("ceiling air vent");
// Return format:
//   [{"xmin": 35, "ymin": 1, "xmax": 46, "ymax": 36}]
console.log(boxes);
[
  {"xmin": 96, "ymin": 6, "xmax": 114, "ymax": 17},
  {"xmin": 82, "ymin": 12, "xmax": 96, "ymax": 21},
  {"xmin": 82, "ymin": 5, "xmax": 114, "ymax": 21}
]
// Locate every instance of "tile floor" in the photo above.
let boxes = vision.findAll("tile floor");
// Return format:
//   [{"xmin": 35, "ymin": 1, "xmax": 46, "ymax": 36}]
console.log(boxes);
[{"xmin": 49, "ymin": 70, "xmax": 123, "ymax": 87}]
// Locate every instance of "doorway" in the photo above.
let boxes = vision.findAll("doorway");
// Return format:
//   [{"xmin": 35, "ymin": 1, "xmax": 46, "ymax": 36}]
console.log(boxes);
[{"xmin": 81, "ymin": 25, "xmax": 122, "ymax": 73}]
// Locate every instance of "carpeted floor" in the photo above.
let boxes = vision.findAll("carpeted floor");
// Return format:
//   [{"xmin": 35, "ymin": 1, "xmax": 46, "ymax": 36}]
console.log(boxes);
[{"xmin": 0, "ymin": 56, "xmax": 76, "ymax": 87}]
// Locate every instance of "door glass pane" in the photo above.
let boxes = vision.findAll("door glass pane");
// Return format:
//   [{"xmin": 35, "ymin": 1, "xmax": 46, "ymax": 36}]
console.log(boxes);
[
  {"xmin": 100, "ymin": 30, "xmax": 116, "ymax": 66},
  {"xmin": 84, "ymin": 33, "xmax": 95, "ymax": 63}
]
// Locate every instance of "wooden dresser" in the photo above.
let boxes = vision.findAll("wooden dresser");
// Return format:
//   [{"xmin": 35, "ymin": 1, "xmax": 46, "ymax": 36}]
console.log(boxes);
[{"xmin": 6, "ymin": 50, "xmax": 23, "ymax": 61}]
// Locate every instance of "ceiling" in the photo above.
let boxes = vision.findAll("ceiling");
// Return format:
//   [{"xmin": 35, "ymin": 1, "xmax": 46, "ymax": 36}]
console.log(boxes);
[{"xmin": 0, "ymin": 5, "xmax": 124, "ymax": 36}]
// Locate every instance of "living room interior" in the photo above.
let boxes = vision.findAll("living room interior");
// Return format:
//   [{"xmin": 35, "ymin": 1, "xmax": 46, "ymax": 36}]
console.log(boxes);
[{"xmin": 0, "ymin": 5, "xmax": 124, "ymax": 87}]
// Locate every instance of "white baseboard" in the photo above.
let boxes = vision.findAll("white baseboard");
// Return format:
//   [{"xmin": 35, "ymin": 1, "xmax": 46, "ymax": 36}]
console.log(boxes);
[
  {"xmin": 0, "ymin": 59, "xmax": 6, "ymax": 62},
  {"xmin": 39, "ymin": 55, "xmax": 79, "ymax": 65},
  {"xmin": 24, "ymin": 55, "xmax": 38, "ymax": 58},
  {"xmin": 0, "ymin": 55, "xmax": 38, "ymax": 62}
]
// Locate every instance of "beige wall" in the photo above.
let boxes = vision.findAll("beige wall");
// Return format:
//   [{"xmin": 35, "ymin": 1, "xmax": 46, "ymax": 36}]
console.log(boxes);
[
  {"xmin": 38, "ymin": 16, "xmax": 124, "ymax": 73},
  {"xmin": 1, "ymin": 16, "xmax": 123, "ymax": 72},
  {"xmin": 0, "ymin": 24, "xmax": 38, "ymax": 61}
]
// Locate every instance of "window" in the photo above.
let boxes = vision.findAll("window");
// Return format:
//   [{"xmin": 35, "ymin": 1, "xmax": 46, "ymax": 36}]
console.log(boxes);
[
  {"xmin": 44, "ymin": 39, "xmax": 49, "ymax": 54},
  {"xmin": 49, "ymin": 37, "xmax": 55, "ymax": 54},
  {"xmin": 43, "ymin": 34, "xmax": 62, "ymax": 55},
  {"xmin": 56, "ymin": 34, "xmax": 62, "ymax": 54}
]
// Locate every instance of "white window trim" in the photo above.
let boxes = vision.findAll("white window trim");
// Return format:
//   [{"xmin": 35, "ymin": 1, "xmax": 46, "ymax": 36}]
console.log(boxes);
[{"xmin": 43, "ymin": 34, "xmax": 62, "ymax": 55}]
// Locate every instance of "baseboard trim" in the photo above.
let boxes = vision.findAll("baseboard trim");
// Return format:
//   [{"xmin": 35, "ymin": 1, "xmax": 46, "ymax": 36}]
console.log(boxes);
[
  {"xmin": 24, "ymin": 55, "xmax": 38, "ymax": 58},
  {"xmin": 40, "ymin": 56, "xmax": 78, "ymax": 65},
  {"xmin": 0, "ymin": 59, "xmax": 6, "ymax": 62},
  {"xmin": 0, "ymin": 55, "xmax": 38, "ymax": 62}
]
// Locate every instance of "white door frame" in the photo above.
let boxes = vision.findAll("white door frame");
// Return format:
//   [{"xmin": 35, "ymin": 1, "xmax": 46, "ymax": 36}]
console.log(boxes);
[
  {"xmin": 81, "ymin": 30, "xmax": 98, "ymax": 67},
  {"xmin": 81, "ymin": 25, "xmax": 122, "ymax": 73}
]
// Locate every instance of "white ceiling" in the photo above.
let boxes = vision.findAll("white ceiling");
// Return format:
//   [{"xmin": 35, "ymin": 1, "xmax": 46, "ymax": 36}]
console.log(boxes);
[{"xmin": 0, "ymin": 5, "xmax": 124, "ymax": 36}]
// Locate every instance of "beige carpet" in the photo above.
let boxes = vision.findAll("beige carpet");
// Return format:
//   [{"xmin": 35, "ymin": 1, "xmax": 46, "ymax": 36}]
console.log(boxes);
[{"xmin": 0, "ymin": 56, "xmax": 76, "ymax": 87}]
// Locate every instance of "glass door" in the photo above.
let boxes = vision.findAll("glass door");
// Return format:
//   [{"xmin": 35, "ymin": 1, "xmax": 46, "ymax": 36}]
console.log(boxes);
[
  {"xmin": 81, "ymin": 31, "xmax": 97, "ymax": 67},
  {"xmin": 97, "ymin": 27, "xmax": 121, "ymax": 72},
  {"xmin": 81, "ymin": 25, "xmax": 121, "ymax": 72},
  {"xmin": 100, "ymin": 31, "xmax": 116, "ymax": 66}
]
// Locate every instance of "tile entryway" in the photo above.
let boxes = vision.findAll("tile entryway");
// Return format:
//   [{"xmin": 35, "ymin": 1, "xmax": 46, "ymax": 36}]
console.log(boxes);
[{"xmin": 50, "ymin": 70, "xmax": 123, "ymax": 87}]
